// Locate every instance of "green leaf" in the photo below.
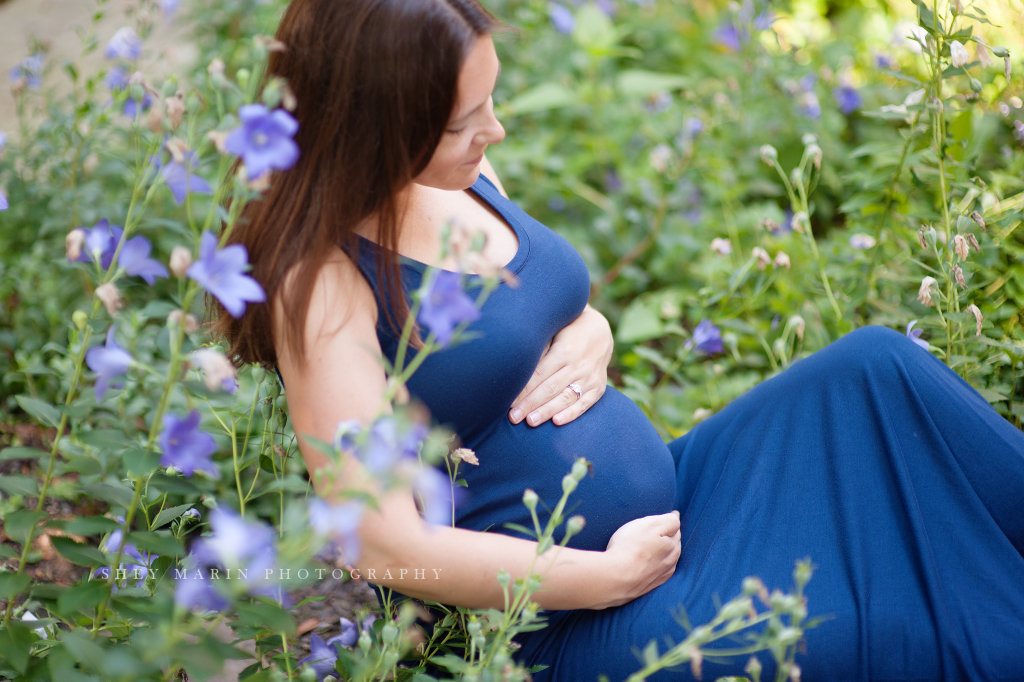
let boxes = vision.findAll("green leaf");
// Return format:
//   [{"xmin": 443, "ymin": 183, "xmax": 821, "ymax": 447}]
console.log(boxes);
[
  {"xmin": 974, "ymin": 387, "xmax": 1007, "ymax": 404},
  {"xmin": 0, "ymin": 621, "xmax": 32, "ymax": 673},
  {"xmin": 51, "ymin": 536, "xmax": 108, "ymax": 566},
  {"xmin": 77, "ymin": 429, "xmax": 133, "ymax": 451},
  {"xmin": 64, "ymin": 516, "xmax": 122, "ymax": 535},
  {"xmin": 0, "ymin": 447, "xmax": 46, "ymax": 461},
  {"xmin": 573, "ymin": 4, "xmax": 617, "ymax": 54},
  {"xmin": 151, "ymin": 503, "xmax": 197, "ymax": 530},
  {"xmin": 123, "ymin": 447, "xmax": 162, "ymax": 477},
  {"xmin": 148, "ymin": 473, "xmax": 201, "ymax": 495},
  {"xmin": 62, "ymin": 456, "xmax": 103, "ymax": 476},
  {"xmin": 236, "ymin": 601, "xmax": 296, "ymax": 636},
  {"xmin": 16, "ymin": 395, "xmax": 61, "ymax": 427},
  {"xmin": 81, "ymin": 482, "xmax": 136, "ymax": 510},
  {"xmin": 261, "ymin": 475, "xmax": 310, "ymax": 494},
  {"xmin": 506, "ymin": 82, "xmax": 577, "ymax": 116},
  {"xmin": 57, "ymin": 580, "xmax": 109, "ymax": 617},
  {"xmin": 0, "ymin": 475, "xmax": 38, "ymax": 497},
  {"xmin": 0, "ymin": 573, "xmax": 32, "ymax": 600},
  {"xmin": 616, "ymin": 70, "xmax": 689, "ymax": 97},
  {"xmin": 0, "ymin": 544, "xmax": 18, "ymax": 559},
  {"xmin": 128, "ymin": 531, "xmax": 184, "ymax": 557},
  {"xmin": 3, "ymin": 509, "xmax": 48, "ymax": 544},
  {"xmin": 616, "ymin": 299, "xmax": 664, "ymax": 344}
]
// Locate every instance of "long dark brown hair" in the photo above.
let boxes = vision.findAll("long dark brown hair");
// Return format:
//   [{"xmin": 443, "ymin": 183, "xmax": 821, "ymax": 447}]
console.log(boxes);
[{"xmin": 215, "ymin": 0, "xmax": 502, "ymax": 367}]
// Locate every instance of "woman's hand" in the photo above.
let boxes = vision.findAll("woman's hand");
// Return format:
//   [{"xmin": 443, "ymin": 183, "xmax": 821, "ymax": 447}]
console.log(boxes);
[
  {"xmin": 509, "ymin": 304, "xmax": 613, "ymax": 427},
  {"xmin": 597, "ymin": 511, "xmax": 681, "ymax": 609}
]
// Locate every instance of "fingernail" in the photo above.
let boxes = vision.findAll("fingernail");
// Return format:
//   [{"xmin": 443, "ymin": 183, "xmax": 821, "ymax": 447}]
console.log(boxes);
[
  {"xmin": 510, "ymin": 408, "xmax": 522, "ymax": 423},
  {"xmin": 528, "ymin": 412, "xmax": 539, "ymax": 426}
]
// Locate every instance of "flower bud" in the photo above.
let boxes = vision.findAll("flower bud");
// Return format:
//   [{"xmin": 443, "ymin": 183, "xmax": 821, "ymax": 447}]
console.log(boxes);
[
  {"xmin": 169, "ymin": 246, "xmax": 192, "ymax": 278},
  {"xmin": 801, "ymin": 133, "xmax": 818, "ymax": 146},
  {"xmin": 95, "ymin": 282, "xmax": 122, "ymax": 316},
  {"xmin": 236, "ymin": 68, "xmax": 250, "ymax": 89},
  {"xmin": 466, "ymin": 619, "xmax": 481, "ymax": 636},
  {"xmin": 496, "ymin": 569, "xmax": 509, "ymax": 589},
  {"xmin": 565, "ymin": 515, "xmax": 586, "ymax": 538},
  {"xmin": 745, "ymin": 656, "xmax": 763, "ymax": 679},
  {"xmin": 561, "ymin": 473, "xmax": 577, "ymax": 495},
  {"xmin": 66, "ymin": 229, "xmax": 85, "ymax": 261},
  {"xmin": 130, "ymin": 83, "xmax": 146, "ymax": 103},
  {"xmin": 571, "ymin": 458, "xmax": 589, "ymax": 481},
  {"xmin": 923, "ymin": 226, "xmax": 937, "ymax": 249},
  {"xmin": 380, "ymin": 623, "xmax": 398, "ymax": 645},
  {"xmin": 759, "ymin": 144, "xmax": 778, "ymax": 165},
  {"xmin": 917, "ymin": 225, "xmax": 927, "ymax": 249},
  {"xmin": 522, "ymin": 488, "xmax": 538, "ymax": 511},
  {"xmin": 969, "ymin": 78, "xmax": 983, "ymax": 93},
  {"xmin": 358, "ymin": 631, "xmax": 371, "ymax": 654},
  {"xmin": 72, "ymin": 310, "xmax": 89, "ymax": 330},
  {"xmin": 804, "ymin": 143, "xmax": 822, "ymax": 170},
  {"xmin": 201, "ymin": 494, "xmax": 217, "ymax": 508},
  {"xmin": 789, "ymin": 315, "xmax": 805, "ymax": 341},
  {"xmin": 790, "ymin": 167, "xmax": 803, "ymax": 186}
]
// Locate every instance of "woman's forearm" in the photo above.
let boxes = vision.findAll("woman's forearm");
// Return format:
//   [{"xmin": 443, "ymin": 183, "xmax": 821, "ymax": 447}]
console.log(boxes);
[{"xmin": 351, "ymin": 487, "xmax": 619, "ymax": 611}]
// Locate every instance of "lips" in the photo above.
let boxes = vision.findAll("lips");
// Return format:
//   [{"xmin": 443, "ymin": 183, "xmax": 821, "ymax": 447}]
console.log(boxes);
[{"xmin": 466, "ymin": 153, "xmax": 484, "ymax": 166}]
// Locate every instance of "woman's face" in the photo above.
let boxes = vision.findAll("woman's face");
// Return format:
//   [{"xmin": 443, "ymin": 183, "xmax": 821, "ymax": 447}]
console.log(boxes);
[{"xmin": 414, "ymin": 34, "xmax": 505, "ymax": 191}]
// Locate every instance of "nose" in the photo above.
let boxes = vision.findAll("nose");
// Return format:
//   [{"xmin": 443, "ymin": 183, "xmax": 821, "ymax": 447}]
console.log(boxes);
[{"xmin": 483, "ymin": 98, "xmax": 505, "ymax": 146}]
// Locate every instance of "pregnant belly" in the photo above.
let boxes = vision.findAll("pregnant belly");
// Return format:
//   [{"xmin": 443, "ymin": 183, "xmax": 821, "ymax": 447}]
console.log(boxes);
[{"xmin": 453, "ymin": 386, "xmax": 677, "ymax": 552}]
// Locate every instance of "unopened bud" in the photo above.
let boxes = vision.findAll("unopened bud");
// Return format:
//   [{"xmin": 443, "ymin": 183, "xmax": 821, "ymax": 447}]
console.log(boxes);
[
  {"xmin": 381, "ymin": 623, "xmax": 398, "ymax": 645},
  {"xmin": 969, "ymin": 78, "xmax": 983, "ymax": 93},
  {"xmin": 759, "ymin": 144, "xmax": 778, "ymax": 165},
  {"xmin": 95, "ymin": 282, "xmax": 123, "ymax": 316},
  {"xmin": 522, "ymin": 488, "xmax": 538, "ymax": 511},
  {"xmin": 207, "ymin": 58, "xmax": 225, "ymax": 75},
  {"xmin": 72, "ymin": 310, "xmax": 89, "ymax": 330},
  {"xmin": 571, "ymin": 458, "xmax": 589, "ymax": 481},
  {"xmin": 66, "ymin": 229, "xmax": 85, "ymax": 261},
  {"xmin": 789, "ymin": 315, "xmax": 805, "ymax": 340},
  {"xmin": 745, "ymin": 656, "xmax": 763, "ymax": 679},
  {"xmin": 804, "ymin": 143, "xmax": 822, "ymax": 170},
  {"xmin": 169, "ymin": 246, "xmax": 192, "ymax": 278},
  {"xmin": 561, "ymin": 473, "xmax": 577, "ymax": 495},
  {"xmin": 565, "ymin": 515, "xmax": 586, "ymax": 538},
  {"xmin": 790, "ymin": 167, "xmax": 803, "ymax": 186}
]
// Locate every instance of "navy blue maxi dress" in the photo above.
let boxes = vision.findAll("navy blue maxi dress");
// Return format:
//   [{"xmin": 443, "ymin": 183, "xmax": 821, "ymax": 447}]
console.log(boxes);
[{"xmin": 347, "ymin": 173, "xmax": 1024, "ymax": 681}]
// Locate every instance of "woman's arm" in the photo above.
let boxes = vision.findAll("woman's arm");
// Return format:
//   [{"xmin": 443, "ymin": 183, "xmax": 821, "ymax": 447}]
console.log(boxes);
[
  {"xmin": 479, "ymin": 154, "xmax": 615, "ymax": 428},
  {"xmin": 274, "ymin": 249, "xmax": 680, "ymax": 610}
]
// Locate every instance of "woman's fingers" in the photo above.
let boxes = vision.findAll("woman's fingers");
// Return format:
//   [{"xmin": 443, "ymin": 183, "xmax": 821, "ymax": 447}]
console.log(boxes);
[
  {"xmin": 551, "ymin": 382, "xmax": 605, "ymax": 426},
  {"xmin": 510, "ymin": 365, "xmax": 575, "ymax": 425}
]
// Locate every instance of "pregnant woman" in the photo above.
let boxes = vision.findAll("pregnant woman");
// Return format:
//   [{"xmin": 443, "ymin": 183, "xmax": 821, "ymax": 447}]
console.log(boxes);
[{"xmin": 214, "ymin": 0, "xmax": 1024, "ymax": 679}]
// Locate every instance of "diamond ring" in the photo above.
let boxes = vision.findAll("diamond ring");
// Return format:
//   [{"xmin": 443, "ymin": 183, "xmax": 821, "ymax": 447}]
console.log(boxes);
[{"xmin": 568, "ymin": 382, "xmax": 583, "ymax": 400}]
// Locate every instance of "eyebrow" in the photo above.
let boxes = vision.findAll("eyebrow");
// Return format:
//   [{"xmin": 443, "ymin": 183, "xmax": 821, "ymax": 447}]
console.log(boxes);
[{"xmin": 451, "ymin": 61, "xmax": 502, "ymax": 125}]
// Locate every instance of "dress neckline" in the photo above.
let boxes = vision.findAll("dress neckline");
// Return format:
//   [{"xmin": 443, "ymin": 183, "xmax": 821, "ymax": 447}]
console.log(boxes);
[{"xmin": 353, "ymin": 174, "xmax": 530, "ymax": 280}]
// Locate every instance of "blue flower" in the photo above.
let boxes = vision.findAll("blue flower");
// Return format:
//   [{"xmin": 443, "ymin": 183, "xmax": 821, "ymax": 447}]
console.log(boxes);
[
  {"xmin": 594, "ymin": 0, "xmax": 617, "ymax": 16},
  {"xmin": 688, "ymin": 319, "xmax": 724, "ymax": 354},
  {"xmin": 158, "ymin": 410, "xmax": 218, "ymax": 477},
  {"xmin": 158, "ymin": 151, "xmax": 213, "ymax": 205},
  {"xmin": 714, "ymin": 23, "xmax": 743, "ymax": 51},
  {"xmin": 75, "ymin": 219, "xmax": 123, "ymax": 269},
  {"xmin": 186, "ymin": 231, "xmax": 267, "ymax": 318},
  {"xmin": 417, "ymin": 270, "xmax": 480, "ymax": 347},
  {"xmin": 684, "ymin": 117, "xmax": 704, "ymax": 138},
  {"xmin": 550, "ymin": 5, "xmax": 575, "ymax": 34},
  {"xmin": 414, "ymin": 466, "xmax": 457, "ymax": 526},
  {"xmin": 308, "ymin": 498, "xmax": 363, "ymax": 563},
  {"xmin": 361, "ymin": 417, "xmax": 427, "ymax": 475},
  {"xmin": 119, "ymin": 235, "xmax": 169, "ymax": 284},
  {"xmin": 0, "ymin": 193, "xmax": 7, "ymax": 211},
  {"xmin": 160, "ymin": 0, "xmax": 182, "ymax": 17},
  {"xmin": 105, "ymin": 28, "xmax": 142, "ymax": 61},
  {"xmin": 298, "ymin": 633, "xmax": 346, "ymax": 681},
  {"xmin": 224, "ymin": 104, "xmax": 300, "ymax": 180},
  {"xmin": 905, "ymin": 320, "xmax": 929, "ymax": 350},
  {"xmin": 173, "ymin": 553, "xmax": 230, "ymax": 612},
  {"xmin": 85, "ymin": 326, "xmax": 132, "ymax": 401},
  {"xmin": 0, "ymin": 131, "xmax": 7, "ymax": 154},
  {"xmin": 875, "ymin": 52, "xmax": 896, "ymax": 69},
  {"xmin": 9, "ymin": 54, "xmax": 44, "ymax": 90},
  {"xmin": 833, "ymin": 85, "xmax": 863, "ymax": 115},
  {"xmin": 98, "ymin": 522, "xmax": 158, "ymax": 588},
  {"xmin": 199, "ymin": 506, "xmax": 276, "ymax": 569}
]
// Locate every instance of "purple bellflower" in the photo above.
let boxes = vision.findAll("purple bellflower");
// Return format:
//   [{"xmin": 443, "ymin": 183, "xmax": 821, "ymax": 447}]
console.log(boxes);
[
  {"xmin": 96, "ymin": 520, "xmax": 158, "ymax": 588},
  {"xmin": 688, "ymin": 319, "xmax": 724, "ymax": 354},
  {"xmin": 105, "ymin": 66, "xmax": 152, "ymax": 119},
  {"xmin": 0, "ymin": 193, "xmax": 7, "ymax": 211},
  {"xmin": 550, "ymin": 4, "xmax": 575, "ymax": 34},
  {"xmin": 105, "ymin": 28, "xmax": 142, "ymax": 61},
  {"xmin": 157, "ymin": 151, "xmax": 213, "ymax": 205},
  {"xmin": 906, "ymin": 320, "xmax": 929, "ymax": 350},
  {"xmin": 418, "ymin": 270, "xmax": 481, "ymax": 347},
  {"xmin": 833, "ymin": 85, "xmax": 863, "ymax": 115},
  {"xmin": 298, "ymin": 634, "xmax": 343, "ymax": 681},
  {"xmin": 119, "ymin": 235, "xmax": 169, "ymax": 284},
  {"xmin": 225, "ymin": 104, "xmax": 300, "ymax": 180},
  {"xmin": 159, "ymin": 410, "xmax": 218, "ymax": 477},
  {"xmin": 85, "ymin": 326, "xmax": 132, "ymax": 401},
  {"xmin": 74, "ymin": 219, "xmax": 123, "ymax": 270},
  {"xmin": 336, "ymin": 416, "xmax": 427, "ymax": 475},
  {"xmin": 414, "ymin": 465, "xmax": 457, "ymax": 526},
  {"xmin": 9, "ymin": 54, "xmax": 44, "ymax": 90},
  {"xmin": 174, "ymin": 507, "xmax": 279, "ymax": 611},
  {"xmin": 0, "ymin": 131, "xmax": 7, "ymax": 154},
  {"xmin": 186, "ymin": 231, "xmax": 267, "ymax": 318},
  {"xmin": 308, "ymin": 498, "xmax": 364, "ymax": 563}
]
